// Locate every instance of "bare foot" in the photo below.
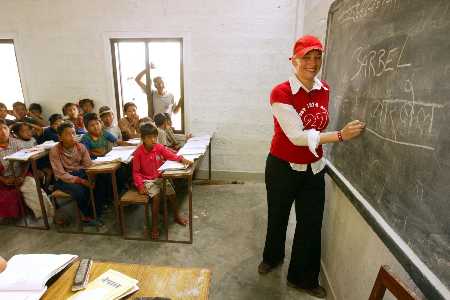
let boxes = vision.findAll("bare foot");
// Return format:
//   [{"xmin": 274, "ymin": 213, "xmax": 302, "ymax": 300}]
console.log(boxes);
[
  {"xmin": 151, "ymin": 228, "xmax": 160, "ymax": 240},
  {"xmin": 174, "ymin": 215, "xmax": 188, "ymax": 226}
]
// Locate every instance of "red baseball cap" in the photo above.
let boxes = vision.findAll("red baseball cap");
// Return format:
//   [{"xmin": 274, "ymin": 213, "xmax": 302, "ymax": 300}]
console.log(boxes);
[{"xmin": 290, "ymin": 35, "xmax": 323, "ymax": 59}]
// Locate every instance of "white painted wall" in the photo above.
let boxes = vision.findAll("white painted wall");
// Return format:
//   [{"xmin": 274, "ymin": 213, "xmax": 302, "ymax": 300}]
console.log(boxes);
[
  {"xmin": 0, "ymin": 0, "xmax": 307, "ymax": 174},
  {"xmin": 322, "ymin": 176, "xmax": 425, "ymax": 299}
]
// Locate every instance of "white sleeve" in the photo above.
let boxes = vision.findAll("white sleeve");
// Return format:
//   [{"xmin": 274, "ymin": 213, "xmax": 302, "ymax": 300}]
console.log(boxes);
[{"xmin": 271, "ymin": 102, "xmax": 320, "ymax": 157}]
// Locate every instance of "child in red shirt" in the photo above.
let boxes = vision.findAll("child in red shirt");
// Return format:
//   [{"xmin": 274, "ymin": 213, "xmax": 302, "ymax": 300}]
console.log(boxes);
[{"xmin": 132, "ymin": 123, "xmax": 192, "ymax": 239}]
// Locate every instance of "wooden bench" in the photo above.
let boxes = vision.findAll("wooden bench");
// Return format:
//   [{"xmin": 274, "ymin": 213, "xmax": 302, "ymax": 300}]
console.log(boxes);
[
  {"xmin": 119, "ymin": 189, "xmax": 151, "ymax": 239},
  {"xmin": 50, "ymin": 190, "xmax": 82, "ymax": 232}
]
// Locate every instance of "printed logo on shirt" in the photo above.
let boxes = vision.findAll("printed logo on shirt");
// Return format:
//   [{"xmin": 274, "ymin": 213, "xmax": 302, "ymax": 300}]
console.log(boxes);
[{"xmin": 298, "ymin": 102, "xmax": 329, "ymax": 130}]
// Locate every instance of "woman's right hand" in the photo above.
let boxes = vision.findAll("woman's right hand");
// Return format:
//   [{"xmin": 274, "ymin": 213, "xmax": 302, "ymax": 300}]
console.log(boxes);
[{"xmin": 341, "ymin": 120, "xmax": 366, "ymax": 141}]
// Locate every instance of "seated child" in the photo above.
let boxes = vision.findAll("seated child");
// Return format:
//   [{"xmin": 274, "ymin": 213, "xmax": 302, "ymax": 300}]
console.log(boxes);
[
  {"xmin": 11, "ymin": 122, "xmax": 37, "ymax": 149},
  {"xmin": 153, "ymin": 113, "xmax": 170, "ymax": 147},
  {"xmin": 118, "ymin": 102, "xmax": 140, "ymax": 140},
  {"xmin": 81, "ymin": 112, "xmax": 128, "ymax": 194},
  {"xmin": 49, "ymin": 122, "xmax": 105, "ymax": 225},
  {"xmin": 12, "ymin": 122, "xmax": 53, "ymax": 191},
  {"xmin": 0, "ymin": 120, "xmax": 54, "ymax": 220},
  {"xmin": 28, "ymin": 103, "xmax": 48, "ymax": 127},
  {"xmin": 79, "ymin": 98, "xmax": 95, "ymax": 115},
  {"xmin": 41, "ymin": 114, "xmax": 64, "ymax": 143},
  {"xmin": 163, "ymin": 113, "xmax": 181, "ymax": 150},
  {"xmin": 81, "ymin": 113, "xmax": 117, "ymax": 158},
  {"xmin": 0, "ymin": 103, "xmax": 15, "ymax": 126},
  {"xmin": 99, "ymin": 106, "xmax": 122, "ymax": 140},
  {"xmin": 11, "ymin": 102, "xmax": 43, "ymax": 136},
  {"xmin": 62, "ymin": 102, "xmax": 86, "ymax": 134},
  {"xmin": 132, "ymin": 123, "xmax": 193, "ymax": 239}
]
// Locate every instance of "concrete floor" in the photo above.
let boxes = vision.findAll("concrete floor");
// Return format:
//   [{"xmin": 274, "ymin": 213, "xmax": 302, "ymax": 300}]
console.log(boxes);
[{"xmin": 0, "ymin": 182, "xmax": 320, "ymax": 300}]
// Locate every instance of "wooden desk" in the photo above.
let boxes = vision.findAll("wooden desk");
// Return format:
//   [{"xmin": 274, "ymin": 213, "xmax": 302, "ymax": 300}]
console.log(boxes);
[
  {"xmin": 6, "ymin": 150, "xmax": 50, "ymax": 229},
  {"xmin": 161, "ymin": 166, "xmax": 195, "ymax": 243},
  {"xmin": 85, "ymin": 161, "xmax": 122, "ymax": 234},
  {"xmin": 160, "ymin": 139, "xmax": 212, "ymax": 244},
  {"xmin": 43, "ymin": 260, "xmax": 212, "ymax": 300}
]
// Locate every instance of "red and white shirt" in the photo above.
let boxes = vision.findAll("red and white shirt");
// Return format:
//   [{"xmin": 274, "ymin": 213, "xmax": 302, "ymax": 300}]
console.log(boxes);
[
  {"xmin": 132, "ymin": 143, "xmax": 183, "ymax": 190},
  {"xmin": 270, "ymin": 75, "xmax": 330, "ymax": 174}
]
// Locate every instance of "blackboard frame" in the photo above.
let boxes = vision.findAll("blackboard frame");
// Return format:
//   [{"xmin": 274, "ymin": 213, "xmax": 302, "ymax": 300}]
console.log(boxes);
[{"xmin": 322, "ymin": 1, "xmax": 450, "ymax": 299}]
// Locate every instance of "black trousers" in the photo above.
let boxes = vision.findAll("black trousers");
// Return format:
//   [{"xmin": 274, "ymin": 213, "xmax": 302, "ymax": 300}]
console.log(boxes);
[{"xmin": 263, "ymin": 154, "xmax": 325, "ymax": 289}]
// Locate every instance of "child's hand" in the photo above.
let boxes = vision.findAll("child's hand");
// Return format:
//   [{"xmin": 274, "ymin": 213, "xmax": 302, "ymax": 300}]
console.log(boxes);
[{"xmin": 181, "ymin": 158, "xmax": 193, "ymax": 167}]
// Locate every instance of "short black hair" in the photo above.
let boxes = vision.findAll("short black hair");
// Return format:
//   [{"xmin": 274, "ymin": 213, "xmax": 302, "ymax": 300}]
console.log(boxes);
[
  {"xmin": 0, "ymin": 103, "xmax": 7, "ymax": 110},
  {"xmin": 13, "ymin": 101, "xmax": 26, "ymax": 109},
  {"xmin": 83, "ymin": 112, "xmax": 99, "ymax": 128},
  {"xmin": 57, "ymin": 121, "xmax": 74, "ymax": 136},
  {"xmin": 62, "ymin": 102, "xmax": 78, "ymax": 115},
  {"xmin": 48, "ymin": 113, "xmax": 63, "ymax": 125},
  {"xmin": 11, "ymin": 122, "xmax": 31, "ymax": 136},
  {"xmin": 154, "ymin": 113, "xmax": 167, "ymax": 127},
  {"xmin": 29, "ymin": 103, "xmax": 42, "ymax": 113},
  {"xmin": 123, "ymin": 102, "xmax": 137, "ymax": 113},
  {"xmin": 79, "ymin": 98, "xmax": 95, "ymax": 108},
  {"xmin": 140, "ymin": 123, "xmax": 158, "ymax": 139}
]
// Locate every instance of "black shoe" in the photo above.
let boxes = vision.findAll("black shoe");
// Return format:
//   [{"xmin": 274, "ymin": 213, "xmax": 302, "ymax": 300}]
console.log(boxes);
[
  {"xmin": 287, "ymin": 281, "xmax": 327, "ymax": 298},
  {"xmin": 257, "ymin": 261, "xmax": 282, "ymax": 275}
]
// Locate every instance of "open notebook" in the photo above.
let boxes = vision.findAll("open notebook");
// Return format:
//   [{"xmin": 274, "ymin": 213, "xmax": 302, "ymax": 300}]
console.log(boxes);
[
  {"xmin": 92, "ymin": 146, "xmax": 137, "ymax": 164},
  {"xmin": 0, "ymin": 254, "xmax": 78, "ymax": 300},
  {"xmin": 4, "ymin": 148, "xmax": 46, "ymax": 161}
]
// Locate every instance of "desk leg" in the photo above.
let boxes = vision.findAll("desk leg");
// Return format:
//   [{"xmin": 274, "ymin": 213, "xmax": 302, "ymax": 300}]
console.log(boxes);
[
  {"xmin": 87, "ymin": 173, "xmax": 99, "ymax": 232},
  {"xmin": 30, "ymin": 159, "xmax": 49, "ymax": 229},
  {"xmin": 162, "ymin": 177, "xmax": 169, "ymax": 241},
  {"xmin": 208, "ymin": 142, "xmax": 212, "ymax": 181},
  {"xmin": 188, "ymin": 175, "xmax": 193, "ymax": 244},
  {"xmin": 111, "ymin": 170, "xmax": 122, "ymax": 235}
]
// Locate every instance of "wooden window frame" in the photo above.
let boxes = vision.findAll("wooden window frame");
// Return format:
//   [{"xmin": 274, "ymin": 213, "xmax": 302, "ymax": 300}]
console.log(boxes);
[{"xmin": 110, "ymin": 38, "xmax": 185, "ymax": 134}]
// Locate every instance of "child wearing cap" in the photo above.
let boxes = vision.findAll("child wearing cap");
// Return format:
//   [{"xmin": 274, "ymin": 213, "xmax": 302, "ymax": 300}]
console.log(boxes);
[{"xmin": 99, "ymin": 106, "xmax": 122, "ymax": 140}]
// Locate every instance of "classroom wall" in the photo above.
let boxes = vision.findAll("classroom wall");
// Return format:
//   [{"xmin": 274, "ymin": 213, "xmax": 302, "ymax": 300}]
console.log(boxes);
[
  {"xmin": 304, "ymin": 1, "xmax": 424, "ymax": 299},
  {"xmin": 0, "ymin": 0, "xmax": 306, "ymax": 174}
]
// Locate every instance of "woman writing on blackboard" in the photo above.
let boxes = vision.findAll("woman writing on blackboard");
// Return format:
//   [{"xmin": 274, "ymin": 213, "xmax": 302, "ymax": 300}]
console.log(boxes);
[{"xmin": 258, "ymin": 35, "xmax": 365, "ymax": 298}]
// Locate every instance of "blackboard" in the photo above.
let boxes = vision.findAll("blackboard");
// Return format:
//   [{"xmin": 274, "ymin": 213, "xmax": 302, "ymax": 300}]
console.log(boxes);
[{"xmin": 322, "ymin": 0, "xmax": 450, "ymax": 298}]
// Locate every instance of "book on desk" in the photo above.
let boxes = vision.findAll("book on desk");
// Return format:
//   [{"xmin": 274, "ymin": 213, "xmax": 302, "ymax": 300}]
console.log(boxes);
[{"xmin": 0, "ymin": 254, "xmax": 78, "ymax": 300}]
